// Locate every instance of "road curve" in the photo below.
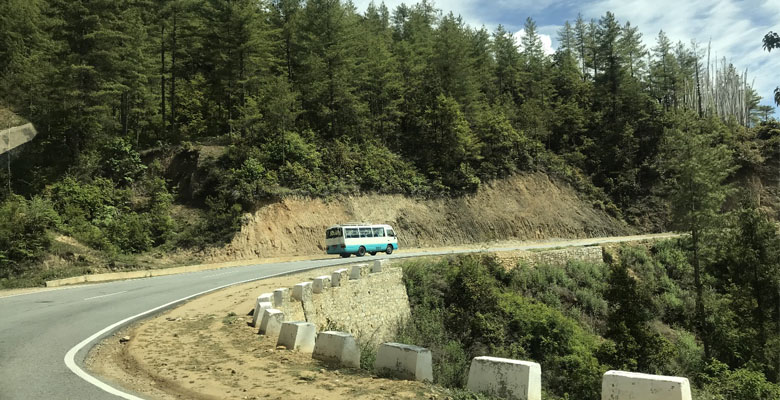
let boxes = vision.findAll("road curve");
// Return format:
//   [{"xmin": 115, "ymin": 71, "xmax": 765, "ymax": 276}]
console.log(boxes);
[{"xmin": 0, "ymin": 233, "xmax": 677, "ymax": 399}]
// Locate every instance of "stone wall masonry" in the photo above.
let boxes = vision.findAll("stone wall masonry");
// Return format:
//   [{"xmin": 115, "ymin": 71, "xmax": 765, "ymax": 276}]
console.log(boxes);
[
  {"xmin": 494, "ymin": 246, "xmax": 603, "ymax": 269},
  {"xmin": 271, "ymin": 264, "xmax": 411, "ymax": 345},
  {"xmin": 310, "ymin": 266, "xmax": 410, "ymax": 343}
]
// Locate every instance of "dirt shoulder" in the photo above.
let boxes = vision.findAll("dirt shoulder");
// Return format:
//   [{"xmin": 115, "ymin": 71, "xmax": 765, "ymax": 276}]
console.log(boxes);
[{"xmin": 86, "ymin": 264, "xmax": 446, "ymax": 400}]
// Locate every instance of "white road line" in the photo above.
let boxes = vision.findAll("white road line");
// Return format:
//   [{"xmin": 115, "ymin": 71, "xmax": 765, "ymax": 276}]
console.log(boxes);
[
  {"xmin": 84, "ymin": 291, "xmax": 128, "ymax": 301},
  {"xmin": 64, "ymin": 264, "xmax": 336, "ymax": 400}
]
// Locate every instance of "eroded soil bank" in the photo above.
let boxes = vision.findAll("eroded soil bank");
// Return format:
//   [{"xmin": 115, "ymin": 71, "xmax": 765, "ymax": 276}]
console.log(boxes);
[{"xmin": 207, "ymin": 173, "xmax": 629, "ymax": 261}]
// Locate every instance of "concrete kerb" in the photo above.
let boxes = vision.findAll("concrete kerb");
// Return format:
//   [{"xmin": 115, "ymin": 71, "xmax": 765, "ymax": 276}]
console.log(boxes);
[
  {"xmin": 350, "ymin": 264, "xmax": 371, "ymax": 280},
  {"xmin": 312, "ymin": 331, "xmax": 360, "ymax": 368},
  {"xmin": 467, "ymin": 356, "xmax": 541, "ymax": 400},
  {"xmin": 292, "ymin": 282, "xmax": 313, "ymax": 301},
  {"xmin": 277, "ymin": 321, "xmax": 317, "ymax": 353},
  {"xmin": 601, "ymin": 370, "xmax": 692, "ymax": 400},
  {"xmin": 273, "ymin": 288, "xmax": 289, "ymax": 307},
  {"xmin": 312, "ymin": 276, "xmax": 331, "ymax": 293},
  {"xmin": 375, "ymin": 342, "xmax": 433, "ymax": 382},
  {"xmin": 251, "ymin": 298, "xmax": 273, "ymax": 327},
  {"xmin": 259, "ymin": 309, "xmax": 285, "ymax": 337},
  {"xmin": 372, "ymin": 259, "xmax": 386, "ymax": 273},
  {"xmin": 330, "ymin": 269, "xmax": 349, "ymax": 287}
]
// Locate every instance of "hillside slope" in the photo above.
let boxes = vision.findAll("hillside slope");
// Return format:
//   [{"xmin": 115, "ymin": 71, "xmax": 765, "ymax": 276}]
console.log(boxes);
[{"xmin": 208, "ymin": 173, "xmax": 631, "ymax": 260}]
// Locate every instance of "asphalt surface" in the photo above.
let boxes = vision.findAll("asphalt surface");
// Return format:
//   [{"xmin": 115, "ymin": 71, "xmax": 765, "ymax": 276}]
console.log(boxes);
[{"xmin": 0, "ymin": 233, "xmax": 677, "ymax": 399}]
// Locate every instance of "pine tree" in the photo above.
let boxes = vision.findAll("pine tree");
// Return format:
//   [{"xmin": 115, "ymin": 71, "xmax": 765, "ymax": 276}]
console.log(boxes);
[
  {"xmin": 618, "ymin": 21, "xmax": 646, "ymax": 80},
  {"xmin": 659, "ymin": 114, "xmax": 736, "ymax": 358}
]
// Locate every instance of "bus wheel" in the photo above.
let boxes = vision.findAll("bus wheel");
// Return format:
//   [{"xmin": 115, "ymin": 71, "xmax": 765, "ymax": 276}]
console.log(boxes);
[
  {"xmin": 386, "ymin": 245, "xmax": 393, "ymax": 255},
  {"xmin": 357, "ymin": 246, "xmax": 366, "ymax": 257},
  {"xmin": 340, "ymin": 253, "xmax": 350, "ymax": 258}
]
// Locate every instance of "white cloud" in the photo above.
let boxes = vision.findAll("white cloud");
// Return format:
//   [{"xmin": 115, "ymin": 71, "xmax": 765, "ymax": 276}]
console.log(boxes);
[
  {"xmin": 513, "ymin": 30, "xmax": 556, "ymax": 55},
  {"xmin": 579, "ymin": 0, "xmax": 780, "ymax": 107},
  {"xmin": 350, "ymin": 0, "xmax": 780, "ymax": 107}
]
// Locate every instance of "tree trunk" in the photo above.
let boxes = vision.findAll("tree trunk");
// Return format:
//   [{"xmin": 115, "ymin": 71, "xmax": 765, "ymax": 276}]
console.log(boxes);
[
  {"xmin": 161, "ymin": 23, "xmax": 166, "ymax": 135},
  {"xmin": 170, "ymin": 8, "xmax": 177, "ymax": 139}
]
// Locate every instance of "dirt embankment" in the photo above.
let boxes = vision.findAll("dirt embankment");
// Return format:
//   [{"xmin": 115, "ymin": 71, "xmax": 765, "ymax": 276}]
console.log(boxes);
[{"xmin": 207, "ymin": 173, "xmax": 630, "ymax": 261}]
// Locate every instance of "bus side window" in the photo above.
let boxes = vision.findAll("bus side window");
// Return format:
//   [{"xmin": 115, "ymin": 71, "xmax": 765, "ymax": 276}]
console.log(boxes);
[
  {"xmin": 346, "ymin": 228, "xmax": 358, "ymax": 238},
  {"xmin": 373, "ymin": 227, "xmax": 384, "ymax": 237},
  {"xmin": 359, "ymin": 227, "xmax": 372, "ymax": 237},
  {"xmin": 387, "ymin": 229, "xmax": 396, "ymax": 237}
]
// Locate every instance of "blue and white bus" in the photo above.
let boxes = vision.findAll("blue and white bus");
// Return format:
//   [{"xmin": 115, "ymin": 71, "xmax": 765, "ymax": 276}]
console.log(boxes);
[{"xmin": 325, "ymin": 224, "xmax": 398, "ymax": 257}]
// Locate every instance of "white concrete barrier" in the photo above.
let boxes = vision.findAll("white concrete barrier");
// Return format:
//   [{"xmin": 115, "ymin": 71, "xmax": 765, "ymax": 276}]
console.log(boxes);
[
  {"xmin": 312, "ymin": 331, "xmax": 360, "ymax": 368},
  {"xmin": 350, "ymin": 264, "xmax": 370, "ymax": 280},
  {"xmin": 372, "ymin": 259, "xmax": 386, "ymax": 273},
  {"xmin": 312, "ymin": 276, "xmax": 331, "ymax": 294},
  {"xmin": 375, "ymin": 342, "xmax": 433, "ymax": 382},
  {"xmin": 259, "ymin": 309, "xmax": 285, "ymax": 337},
  {"xmin": 601, "ymin": 370, "xmax": 692, "ymax": 400},
  {"xmin": 251, "ymin": 298, "xmax": 273, "ymax": 327},
  {"xmin": 292, "ymin": 282, "xmax": 313, "ymax": 301},
  {"xmin": 273, "ymin": 288, "xmax": 289, "ymax": 306},
  {"xmin": 277, "ymin": 322, "xmax": 317, "ymax": 353},
  {"xmin": 467, "ymin": 356, "xmax": 541, "ymax": 400},
  {"xmin": 331, "ymin": 268, "xmax": 349, "ymax": 287}
]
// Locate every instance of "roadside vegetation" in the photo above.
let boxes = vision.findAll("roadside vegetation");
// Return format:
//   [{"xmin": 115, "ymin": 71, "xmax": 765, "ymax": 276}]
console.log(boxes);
[
  {"xmin": 398, "ymin": 235, "xmax": 780, "ymax": 399},
  {"xmin": 0, "ymin": 1, "xmax": 778, "ymax": 297}
]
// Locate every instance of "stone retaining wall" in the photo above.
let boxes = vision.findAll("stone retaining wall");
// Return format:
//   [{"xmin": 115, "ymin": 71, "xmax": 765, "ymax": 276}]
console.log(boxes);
[
  {"xmin": 275, "ymin": 263, "xmax": 410, "ymax": 344},
  {"xmin": 494, "ymin": 246, "xmax": 603, "ymax": 269}
]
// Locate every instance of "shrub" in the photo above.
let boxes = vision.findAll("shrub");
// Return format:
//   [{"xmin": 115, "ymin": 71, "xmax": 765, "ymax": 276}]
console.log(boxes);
[{"xmin": 0, "ymin": 195, "xmax": 60, "ymax": 275}]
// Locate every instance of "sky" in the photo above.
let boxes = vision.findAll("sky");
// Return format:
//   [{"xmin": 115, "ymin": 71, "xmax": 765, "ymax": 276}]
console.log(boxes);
[{"xmin": 352, "ymin": 0, "xmax": 780, "ymax": 112}]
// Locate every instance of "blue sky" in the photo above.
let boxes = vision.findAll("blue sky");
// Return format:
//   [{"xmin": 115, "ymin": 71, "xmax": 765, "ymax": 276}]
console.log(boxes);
[{"xmin": 353, "ymin": 0, "xmax": 780, "ymax": 112}]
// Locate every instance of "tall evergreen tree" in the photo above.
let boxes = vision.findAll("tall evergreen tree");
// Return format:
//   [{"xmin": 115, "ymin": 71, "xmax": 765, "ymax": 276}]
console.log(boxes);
[{"xmin": 659, "ymin": 114, "xmax": 735, "ymax": 358}]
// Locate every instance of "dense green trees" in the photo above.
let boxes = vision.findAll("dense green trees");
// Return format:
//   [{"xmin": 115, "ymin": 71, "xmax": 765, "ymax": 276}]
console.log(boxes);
[
  {"xmin": 399, "ymin": 241, "xmax": 780, "ymax": 399},
  {"xmin": 1, "ymin": 0, "xmax": 764, "ymax": 207}
]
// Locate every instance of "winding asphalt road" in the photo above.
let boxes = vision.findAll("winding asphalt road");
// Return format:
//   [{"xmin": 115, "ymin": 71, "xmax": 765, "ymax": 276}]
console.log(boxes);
[{"xmin": 0, "ymin": 233, "xmax": 677, "ymax": 399}]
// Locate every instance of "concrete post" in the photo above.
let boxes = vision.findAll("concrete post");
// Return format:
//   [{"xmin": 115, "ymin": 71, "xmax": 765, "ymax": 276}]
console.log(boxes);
[
  {"xmin": 466, "ymin": 356, "xmax": 541, "ymax": 400},
  {"xmin": 312, "ymin": 331, "xmax": 360, "ymax": 368},
  {"xmin": 372, "ymin": 259, "xmax": 386, "ymax": 273},
  {"xmin": 251, "ymin": 297, "xmax": 273, "ymax": 327},
  {"xmin": 601, "ymin": 370, "xmax": 692, "ymax": 400},
  {"xmin": 273, "ymin": 288, "xmax": 289, "ymax": 307},
  {"xmin": 292, "ymin": 282, "xmax": 313, "ymax": 301},
  {"xmin": 331, "ymin": 268, "xmax": 349, "ymax": 287},
  {"xmin": 375, "ymin": 342, "xmax": 433, "ymax": 382},
  {"xmin": 277, "ymin": 321, "xmax": 317, "ymax": 353},
  {"xmin": 350, "ymin": 264, "xmax": 370, "ymax": 280},
  {"xmin": 312, "ymin": 276, "xmax": 331, "ymax": 294},
  {"xmin": 259, "ymin": 309, "xmax": 285, "ymax": 337}
]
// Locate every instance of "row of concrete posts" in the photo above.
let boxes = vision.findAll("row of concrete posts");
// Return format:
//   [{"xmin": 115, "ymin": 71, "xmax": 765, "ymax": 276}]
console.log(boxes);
[{"xmin": 249, "ymin": 260, "xmax": 692, "ymax": 400}]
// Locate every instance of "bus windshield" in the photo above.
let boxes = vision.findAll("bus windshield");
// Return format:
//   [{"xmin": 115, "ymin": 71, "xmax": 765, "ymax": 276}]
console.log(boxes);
[{"xmin": 326, "ymin": 227, "xmax": 342, "ymax": 239}]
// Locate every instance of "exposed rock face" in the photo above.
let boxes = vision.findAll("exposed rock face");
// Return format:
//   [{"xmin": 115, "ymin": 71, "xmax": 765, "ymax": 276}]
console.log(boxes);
[{"xmin": 208, "ymin": 173, "xmax": 629, "ymax": 261}]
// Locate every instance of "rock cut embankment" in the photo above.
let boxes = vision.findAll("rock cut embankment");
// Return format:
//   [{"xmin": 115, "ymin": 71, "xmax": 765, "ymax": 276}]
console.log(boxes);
[{"xmin": 208, "ymin": 173, "xmax": 630, "ymax": 261}]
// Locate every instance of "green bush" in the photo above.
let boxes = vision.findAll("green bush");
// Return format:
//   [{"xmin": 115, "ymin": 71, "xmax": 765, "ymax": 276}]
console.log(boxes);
[
  {"xmin": 0, "ymin": 195, "xmax": 60, "ymax": 275},
  {"xmin": 399, "ymin": 255, "xmax": 604, "ymax": 398}
]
